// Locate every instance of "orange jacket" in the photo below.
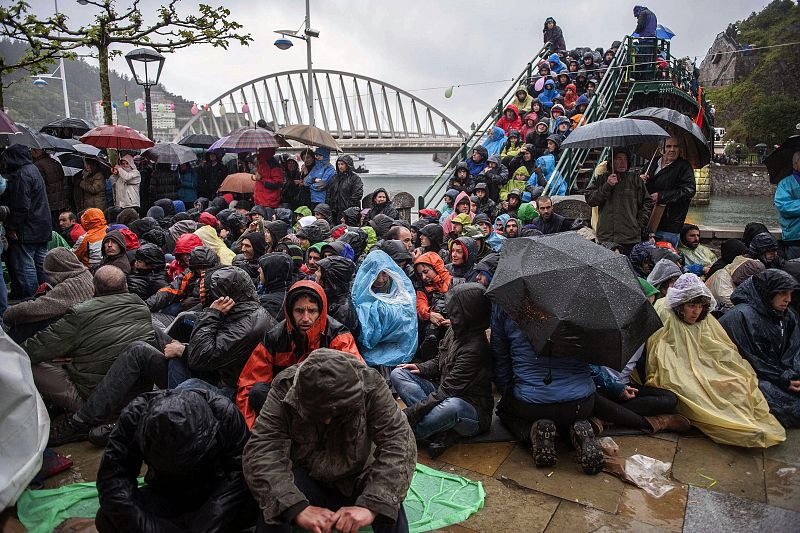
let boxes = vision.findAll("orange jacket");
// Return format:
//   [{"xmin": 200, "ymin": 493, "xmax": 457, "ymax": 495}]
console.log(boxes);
[
  {"xmin": 73, "ymin": 208, "xmax": 106, "ymax": 267},
  {"xmin": 414, "ymin": 252, "xmax": 452, "ymax": 321}
]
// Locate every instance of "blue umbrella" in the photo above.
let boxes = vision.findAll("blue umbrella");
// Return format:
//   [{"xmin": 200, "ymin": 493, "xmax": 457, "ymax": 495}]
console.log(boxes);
[{"xmin": 656, "ymin": 24, "xmax": 676, "ymax": 40}]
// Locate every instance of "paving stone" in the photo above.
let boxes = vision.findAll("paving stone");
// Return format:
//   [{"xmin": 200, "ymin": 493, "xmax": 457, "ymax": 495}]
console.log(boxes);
[
  {"xmin": 671, "ymin": 435, "xmax": 766, "ymax": 502},
  {"xmin": 619, "ymin": 482, "xmax": 687, "ymax": 532},
  {"xmin": 544, "ymin": 500, "xmax": 673, "ymax": 533},
  {"xmin": 764, "ymin": 459, "xmax": 800, "ymax": 512},
  {"xmin": 764, "ymin": 428, "xmax": 800, "ymax": 467},
  {"xmin": 612, "ymin": 434, "xmax": 679, "ymax": 462},
  {"xmin": 45, "ymin": 442, "xmax": 105, "ymax": 488},
  {"xmin": 495, "ymin": 444, "xmax": 626, "ymax": 513},
  {"xmin": 683, "ymin": 485, "xmax": 800, "ymax": 533},
  {"xmin": 436, "ymin": 442, "xmax": 515, "ymax": 476}
]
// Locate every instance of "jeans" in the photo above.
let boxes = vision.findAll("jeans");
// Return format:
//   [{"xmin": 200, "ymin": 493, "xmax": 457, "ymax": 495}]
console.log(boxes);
[
  {"xmin": 655, "ymin": 231, "xmax": 680, "ymax": 249},
  {"xmin": 176, "ymin": 377, "xmax": 235, "ymax": 402},
  {"xmin": 390, "ymin": 368, "xmax": 480, "ymax": 439},
  {"xmin": 8, "ymin": 242, "xmax": 47, "ymax": 299},
  {"xmin": 592, "ymin": 385, "xmax": 678, "ymax": 430}
]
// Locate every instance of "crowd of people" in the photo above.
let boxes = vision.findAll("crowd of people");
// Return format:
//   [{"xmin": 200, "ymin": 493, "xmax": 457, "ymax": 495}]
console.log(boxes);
[{"xmin": 3, "ymin": 7, "xmax": 800, "ymax": 532}]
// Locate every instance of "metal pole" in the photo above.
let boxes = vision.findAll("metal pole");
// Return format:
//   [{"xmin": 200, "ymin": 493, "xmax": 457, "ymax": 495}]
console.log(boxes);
[
  {"xmin": 144, "ymin": 86, "xmax": 154, "ymax": 140},
  {"xmin": 54, "ymin": 0, "xmax": 70, "ymax": 117},
  {"xmin": 305, "ymin": 0, "xmax": 314, "ymax": 126}
]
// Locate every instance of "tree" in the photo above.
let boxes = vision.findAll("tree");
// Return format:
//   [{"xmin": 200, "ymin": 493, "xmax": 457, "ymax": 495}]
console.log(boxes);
[{"xmin": 0, "ymin": 0, "xmax": 252, "ymax": 126}]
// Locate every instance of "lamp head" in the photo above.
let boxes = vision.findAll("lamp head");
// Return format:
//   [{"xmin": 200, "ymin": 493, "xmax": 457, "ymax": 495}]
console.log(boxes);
[
  {"xmin": 125, "ymin": 48, "xmax": 165, "ymax": 87},
  {"xmin": 32, "ymin": 78, "xmax": 49, "ymax": 87},
  {"xmin": 274, "ymin": 38, "xmax": 294, "ymax": 50}
]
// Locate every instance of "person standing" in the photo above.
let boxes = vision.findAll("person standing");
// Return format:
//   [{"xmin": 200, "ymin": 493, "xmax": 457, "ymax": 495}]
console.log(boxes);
[
  {"xmin": 542, "ymin": 17, "xmax": 566, "ymax": 52},
  {"xmin": 632, "ymin": 5, "xmax": 658, "ymax": 79},
  {"xmin": 304, "ymin": 147, "xmax": 335, "ymax": 208},
  {"xmin": 641, "ymin": 137, "xmax": 696, "ymax": 247},
  {"xmin": 2, "ymin": 145, "xmax": 52, "ymax": 299},
  {"xmin": 74, "ymin": 158, "xmax": 107, "ymax": 211},
  {"xmin": 31, "ymin": 147, "xmax": 68, "ymax": 227},
  {"xmin": 109, "ymin": 155, "xmax": 141, "ymax": 211},
  {"xmin": 327, "ymin": 155, "xmax": 364, "ymax": 223},
  {"xmin": 773, "ymin": 151, "xmax": 800, "ymax": 259},
  {"xmin": 254, "ymin": 148, "xmax": 284, "ymax": 209}
]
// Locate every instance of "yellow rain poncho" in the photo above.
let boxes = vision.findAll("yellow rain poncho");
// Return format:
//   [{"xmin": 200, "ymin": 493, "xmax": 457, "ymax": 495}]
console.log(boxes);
[
  {"xmin": 645, "ymin": 274, "xmax": 785, "ymax": 448},
  {"xmin": 194, "ymin": 224, "xmax": 236, "ymax": 266}
]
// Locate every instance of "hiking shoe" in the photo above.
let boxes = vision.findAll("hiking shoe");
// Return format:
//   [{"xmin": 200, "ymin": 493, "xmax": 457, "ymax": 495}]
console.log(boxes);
[
  {"xmin": 530, "ymin": 419, "xmax": 557, "ymax": 467},
  {"xmin": 569, "ymin": 420, "xmax": 605, "ymax": 475},
  {"xmin": 48, "ymin": 415, "xmax": 90, "ymax": 447},
  {"xmin": 88, "ymin": 423, "xmax": 117, "ymax": 448}
]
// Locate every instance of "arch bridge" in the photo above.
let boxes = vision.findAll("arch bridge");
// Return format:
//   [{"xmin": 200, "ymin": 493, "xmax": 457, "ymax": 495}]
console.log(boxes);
[{"xmin": 173, "ymin": 69, "xmax": 467, "ymax": 152}]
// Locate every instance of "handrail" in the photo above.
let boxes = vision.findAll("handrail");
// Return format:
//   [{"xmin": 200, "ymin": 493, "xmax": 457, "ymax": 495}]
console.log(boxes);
[{"xmin": 418, "ymin": 41, "xmax": 553, "ymax": 210}]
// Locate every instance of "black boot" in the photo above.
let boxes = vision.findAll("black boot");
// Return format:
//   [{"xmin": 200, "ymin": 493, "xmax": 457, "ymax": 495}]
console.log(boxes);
[
  {"xmin": 88, "ymin": 422, "xmax": 117, "ymax": 448},
  {"xmin": 427, "ymin": 429, "xmax": 460, "ymax": 459},
  {"xmin": 530, "ymin": 419, "xmax": 557, "ymax": 467},
  {"xmin": 49, "ymin": 415, "xmax": 90, "ymax": 447},
  {"xmin": 569, "ymin": 419, "xmax": 605, "ymax": 475}
]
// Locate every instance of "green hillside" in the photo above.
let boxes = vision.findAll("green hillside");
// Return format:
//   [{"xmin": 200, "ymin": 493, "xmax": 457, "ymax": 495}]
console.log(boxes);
[{"xmin": 705, "ymin": 0, "xmax": 800, "ymax": 146}]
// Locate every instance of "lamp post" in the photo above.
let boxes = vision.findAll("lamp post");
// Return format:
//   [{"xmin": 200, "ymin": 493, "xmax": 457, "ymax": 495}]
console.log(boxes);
[
  {"xmin": 125, "ymin": 48, "xmax": 165, "ymax": 141},
  {"xmin": 32, "ymin": 0, "xmax": 71, "ymax": 117},
  {"xmin": 274, "ymin": 0, "xmax": 319, "ymax": 126}
]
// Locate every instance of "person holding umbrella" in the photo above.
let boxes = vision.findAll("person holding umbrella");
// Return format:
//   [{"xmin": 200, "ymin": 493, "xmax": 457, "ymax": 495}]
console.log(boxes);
[
  {"xmin": 75, "ymin": 158, "xmax": 108, "ymax": 211},
  {"xmin": 109, "ymin": 155, "xmax": 141, "ymax": 211},
  {"xmin": 253, "ymin": 147, "xmax": 284, "ymax": 209},
  {"xmin": 773, "ymin": 151, "xmax": 800, "ymax": 259}
]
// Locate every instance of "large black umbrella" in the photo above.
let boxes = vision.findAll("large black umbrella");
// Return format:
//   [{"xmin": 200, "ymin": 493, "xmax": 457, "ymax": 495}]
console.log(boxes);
[
  {"xmin": 623, "ymin": 107, "xmax": 711, "ymax": 169},
  {"xmin": 486, "ymin": 233, "xmax": 662, "ymax": 369},
  {"xmin": 39, "ymin": 133, "xmax": 78, "ymax": 151},
  {"xmin": 765, "ymin": 136, "xmax": 800, "ymax": 185},
  {"xmin": 40, "ymin": 117, "xmax": 96, "ymax": 138},
  {"xmin": 178, "ymin": 133, "xmax": 219, "ymax": 149},
  {"xmin": 0, "ymin": 123, "xmax": 43, "ymax": 149},
  {"xmin": 143, "ymin": 142, "xmax": 197, "ymax": 165},
  {"xmin": 560, "ymin": 117, "xmax": 671, "ymax": 151}
]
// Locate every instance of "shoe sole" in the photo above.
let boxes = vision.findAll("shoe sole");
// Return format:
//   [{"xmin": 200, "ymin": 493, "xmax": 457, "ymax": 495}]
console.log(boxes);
[
  {"xmin": 531, "ymin": 419, "xmax": 557, "ymax": 467},
  {"xmin": 571, "ymin": 420, "xmax": 605, "ymax": 475}
]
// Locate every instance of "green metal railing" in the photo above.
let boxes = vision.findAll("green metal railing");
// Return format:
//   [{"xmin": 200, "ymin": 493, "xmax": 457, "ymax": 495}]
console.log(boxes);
[{"xmin": 418, "ymin": 42, "xmax": 553, "ymax": 211}]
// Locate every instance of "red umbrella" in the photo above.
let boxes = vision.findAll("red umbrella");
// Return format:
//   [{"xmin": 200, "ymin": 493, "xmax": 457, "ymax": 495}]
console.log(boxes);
[
  {"xmin": 79, "ymin": 125, "xmax": 154, "ymax": 150},
  {"xmin": 0, "ymin": 110, "xmax": 19, "ymax": 134},
  {"xmin": 217, "ymin": 172, "xmax": 255, "ymax": 194},
  {"xmin": 220, "ymin": 127, "xmax": 290, "ymax": 152}
]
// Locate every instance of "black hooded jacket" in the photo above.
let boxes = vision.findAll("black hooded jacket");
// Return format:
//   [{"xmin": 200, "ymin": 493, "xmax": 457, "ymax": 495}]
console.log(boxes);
[
  {"xmin": 264, "ymin": 220, "xmax": 289, "ymax": 246},
  {"xmin": 341, "ymin": 206, "xmax": 362, "ymax": 226},
  {"xmin": 339, "ymin": 227, "xmax": 368, "ymax": 259},
  {"xmin": 298, "ymin": 219, "xmax": 331, "ymax": 244},
  {"xmin": 128, "ymin": 244, "xmax": 168, "ymax": 301},
  {"xmin": 366, "ymin": 188, "xmax": 398, "ymax": 221},
  {"xmin": 187, "ymin": 266, "xmax": 275, "ymax": 389},
  {"xmin": 2, "ymin": 144, "xmax": 52, "ymax": 243},
  {"xmin": 543, "ymin": 17, "xmax": 566, "ymax": 51},
  {"xmin": 368, "ymin": 214, "xmax": 395, "ymax": 239},
  {"xmin": 419, "ymin": 223, "xmax": 449, "ymax": 264},
  {"xmin": 258, "ymin": 253, "xmax": 294, "ymax": 320},
  {"xmin": 645, "ymin": 157, "xmax": 696, "ymax": 234},
  {"xmin": 327, "ymin": 155, "xmax": 364, "ymax": 223},
  {"xmin": 96, "ymin": 388, "xmax": 252, "ymax": 533},
  {"xmin": 446, "ymin": 237, "xmax": 479, "ymax": 282},
  {"xmin": 98, "ymin": 230, "xmax": 131, "ymax": 274},
  {"xmin": 316, "ymin": 256, "xmax": 359, "ymax": 336},
  {"xmin": 232, "ymin": 231, "xmax": 267, "ymax": 284}
]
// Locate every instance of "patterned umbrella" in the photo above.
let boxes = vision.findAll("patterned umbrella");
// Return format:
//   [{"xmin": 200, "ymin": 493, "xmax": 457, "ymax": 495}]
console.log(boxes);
[
  {"xmin": 79, "ymin": 125, "xmax": 154, "ymax": 150},
  {"xmin": 0, "ymin": 110, "xmax": 19, "ymax": 134},
  {"xmin": 220, "ymin": 127, "xmax": 290, "ymax": 152},
  {"xmin": 208, "ymin": 135, "xmax": 229, "ymax": 151},
  {"xmin": 143, "ymin": 143, "xmax": 198, "ymax": 165},
  {"xmin": 217, "ymin": 172, "xmax": 255, "ymax": 194}
]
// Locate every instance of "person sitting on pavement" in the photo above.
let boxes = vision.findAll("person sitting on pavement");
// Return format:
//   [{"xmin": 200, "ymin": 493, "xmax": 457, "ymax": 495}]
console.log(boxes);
[
  {"xmin": 95, "ymin": 389, "xmax": 255, "ymax": 533},
  {"xmin": 236, "ymin": 281, "xmax": 361, "ymax": 428},
  {"xmin": 706, "ymin": 238, "xmax": 749, "ymax": 279},
  {"xmin": 719, "ymin": 269, "xmax": 800, "ymax": 428},
  {"xmin": 528, "ymin": 195, "xmax": 568, "ymax": 235},
  {"xmin": 415, "ymin": 252, "xmax": 460, "ymax": 360},
  {"xmin": 417, "ymin": 223, "xmax": 450, "ymax": 264},
  {"xmin": 314, "ymin": 256, "xmax": 359, "ymax": 336},
  {"xmin": 446, "ymin": 237, "xmax": 479, "ymax": 283},
  {"xmin": 147, "ymin": 246, "xmax": 220, "ymax": 316},
  {"xmin": 58, "ymin": 211, "xmax": 86, "ymax": 247},
  {"xmin": 127, "ymin": 243, "xmax": 168, "ymax": 302},
  {"xmin": 365, "ymin": 188, "xmax": 398, "ymax": 221},
  {"xmin": 72, "ymin": 208, "xmax": 107, "ymax": 268},
  {"xmin": 166, "ymin": 232, "xmax": 203, "ymax": 281},
  {"xmin": 257, "ymin": 253, "xmax": 294, "ymax": 321},
  {"xmin": 3, "ymin": 247, "xmax": 94, "ymax": 343},
  {"xmin": 393, "ymin": 283, "xmax": 493, "ymax": 458},
  {"xmin": 378, "ymin": 239, "xmax": 415, "ymax": 280},
  {"xmin": 243, "ymin": 349, "xmax": 415, "ymax": 533},
  {"xmin": 678, "ymin": 224, "xmax": 718, "ymax": 275},
  {"xmin": 502, "ymin": 217, "xmax": 520, "ymax": 239},
  {"xmin": 233, "ymin": 231, "xmax": 268, "ymax": 286},
  {"xmin": 491, "ymin": 294, "xmax": 605, "ymax": 475},
  {"xmin": 23, "ymin": 265, "xmax": 158, "ymax": 437},
  {"xmin": 706, "ymin": 255, "xmax": 765, "ymax": 312},
  {"xmin": 96, "ymin": 230, "xmax": 131, "ymax": 274},
  {"xmin": 773, "ymin": 151, "xmax": 800, "ymax": 260},
  {"xmin": 385, "ymin": 224, "xmax": 415, "ymax": 252},
  {"xmin": 645, "ymin": 273, "xmax": 786, "ymax": 447},
  {"xmin": 646, "ymin": 257, "xmax": 683, "ymax": 299}
]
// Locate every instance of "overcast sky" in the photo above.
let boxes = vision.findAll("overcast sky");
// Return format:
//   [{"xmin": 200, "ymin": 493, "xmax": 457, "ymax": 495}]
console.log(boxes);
[{"xmin": 28, "ymin": 0, "xmax": 769, "ymax": 127}]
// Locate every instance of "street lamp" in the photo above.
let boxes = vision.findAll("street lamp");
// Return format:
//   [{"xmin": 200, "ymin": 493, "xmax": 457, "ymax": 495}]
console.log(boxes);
[
  {"xmin": 125, "ymin": 47, "xmax": 165, "ymax": 141},
  {"xmin": 273, "ymin": 0, "xmax": 319, "ymax": 126},
  {"xmin": 32, "ymin": 0, "xmax": 71, "ymax": 118}
]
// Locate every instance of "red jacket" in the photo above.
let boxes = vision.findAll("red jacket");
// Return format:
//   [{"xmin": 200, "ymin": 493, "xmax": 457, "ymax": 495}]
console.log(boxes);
[
  {"xmin": 254, "ymin": 148, "xmax": 284, "ymax": 208},
  {"xmin": 236, "ymin": 280, "xmax": 361, "ymax": 428},
  {"xmin": 496, "ymin": 104, "xmax": 523, "ymax": 135}
]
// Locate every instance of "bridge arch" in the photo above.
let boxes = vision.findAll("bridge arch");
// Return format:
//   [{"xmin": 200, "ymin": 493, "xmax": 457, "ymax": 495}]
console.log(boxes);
[{"xmin": 174, "ymin": 69, "xmax": 467, "ymax": 151}]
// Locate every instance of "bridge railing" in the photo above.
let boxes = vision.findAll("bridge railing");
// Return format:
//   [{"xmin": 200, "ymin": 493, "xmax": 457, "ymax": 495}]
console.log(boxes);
[{"xmin": 417, "ymin": 42, "xmax": 553, "ymax": 211}]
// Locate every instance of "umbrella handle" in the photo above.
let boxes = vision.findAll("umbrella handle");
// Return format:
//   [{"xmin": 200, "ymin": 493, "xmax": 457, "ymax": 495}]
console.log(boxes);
[{"xmin": 644, "ymin": 148, "xmax": 658, "ymax": 177}]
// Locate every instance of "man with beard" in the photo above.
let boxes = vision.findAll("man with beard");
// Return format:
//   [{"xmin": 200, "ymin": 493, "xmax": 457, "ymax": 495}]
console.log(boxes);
[{"xmin": 678, "ymin": 224, "xmax": 717, "ymax": 275}]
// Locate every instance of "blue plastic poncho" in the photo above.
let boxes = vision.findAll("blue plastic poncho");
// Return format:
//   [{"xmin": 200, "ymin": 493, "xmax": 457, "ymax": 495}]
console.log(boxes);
[
  {"xmin": 351, "ymin": 250, "xmax": 417, "ymax": 366},
  {"xmin": 534, "ymin": 154, "xmax": 567, "ymax": 196},
  {"xmin": 482, "ymin": 126, "xmax": 507, "ymax": 157}
]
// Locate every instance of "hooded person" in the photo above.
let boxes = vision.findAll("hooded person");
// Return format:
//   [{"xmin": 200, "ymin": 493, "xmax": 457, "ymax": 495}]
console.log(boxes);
[
  {"xmin": 254, "ymin": 147, "xmax": 284, "ymax": 209},
  {"xmin": 706, "ymin": 256, "xmax": 766, "ymax": 312},
  {"xmin": 481, "ymin": 126, "xmax": 507, "ymax": 158},
  {"xmin": 194, "ymin": 224, "xmax": 236, "ymax": 265},
  {"xmin": 72, "ymin": 208, "xmax": 107, "ymax": 268},
  {"xmin": 748, "ymin": 232, "xmax": 782, "ymax": 269},
  {"xmin": 341, "ymin": 206, "xmax": 362, "ymax": 227},
  {"xmin": 482, "ymin": 155, "xmax": 510, "ymax": 202},
  {"xmin": 326, "ymin": 155, "xmax": 364, "ymax": 223},
  {"xmin": 312, "ymin": 202, "xmax": 333, "ymax": 223},
  {"xmin": 473, "ymin": 252, "xmax": 500, "ymax": 287},
  {"xmin": 97, "ymin": 230, "xmax": 130, "ymax": 274},
  {"xmin": 678, "ymin": 224, "xmax": 718, "ymax": 270},
  {"xmin": 95, "ymin": 388, "xmax": 254, "ymax": 533},
  {"xmin": 542, "ymin": 17, "xmax": 566, "ymax": 51},
  {"xmin": 517, "ymin": 202, "xmax": 539, "ymax": 227},
  {"xmin": 257, "ymin": 253, "xmax": 294, "ymax": 320},
  {"xmin": 315, "ymin": 255, "xmax": 359, "ymax": 335},
  {"xmin": 472, "ymin": 182, "xmax": 497, "ymax": 219},
  {"xmin": 321, "ymin": 240, "xmax": 356, "ymax": 261},
  {"xmin": 367, "ymin": 213, "xmax": 394, "ymax": 241},
  {"xmin": 147, "ymin": 246, "xmax": 220, "ymax": 314},
  {"xmin": 441, "ymin": 191, "xmax": 473, "ymax": 236},
  {"xmin": 304, "ymin": 147, "xmax": 336, "ymax": 205},
  {"xmin": 646, "ymin": 273, "xmax": 786, "ymax": 447},
  {"xmin": 707, "ymin": 239, "xmax": 749, "ymax": 279},
  {"xmin": 128, "ymin": 243, "xmax": 168, "ymax": 301},
  {"xmin": 236, "ymin": 281, "xmax": 362, "ymax": 428},
  {"xmin": 467, "ymin": 145, "xmax": 489, "ymax": 178},
  {"xmin": 646, "ymin": 258, "xmax": 683, "ymax": 298},
  {"xmin": 538, "ymin": 78, "xmax": 560, "ymax": 110},
  {"xmin": 512, "ymin": 86, "xmax": 534, "ymax": 114},
  {"xmin": 563, "ymin": 83, "xmax": 579, "ymax": 111},
  {"xmin": 532, "ymin": 134, "xmax": 568, "ymax": 196},
  {"xmin": 519, "ymin": 113, "xmax": 540, "ymax": 143},
  {"xmin": 414, "ymin": 251, "xmax": 458, "ymax": 359},
  {"xmin": 338, "ymin": 227, "xmax": 369, "ymax": 260},
  {"xmin": 418, "ymin": 223, "xmax": 449, "ymax": 264},
  {"xmin": 496, "ymin": 104, "xmax": 523, "ymax": 135},
  {"xmin": 438, "ymin": 188, "xmax": 460, "ymax": 224},
  {"xmin": 719, "ymin": 270, "xmax": 800, "ymax": 427},
  {"xmin": 448, "ymin": 162, "xmax": 470, "ymax": 193},
  {"xmin": 547, "ymin": 52, "xmax": 567, "ymax": 73},
  {"xmin": 365, "ymin": 188, "xmax": 399, "ymax": 221},
  {"xmin": 500, "ymin": 129, "xmax": 524, "ymax": 162},
  {"xmin": 109, "ymin": 154, "xmax": 141, "ymax": 209},
  {"xmin": 167, "ymin": 233, "xmax": 203, "ymax": 281},
  {"xmin": 446, "ymin": 237, "xmax": 479, "ymax": 283},
  {"xmin": 232, "ymin": 231, "xmax": 268, "ymax": 284}
]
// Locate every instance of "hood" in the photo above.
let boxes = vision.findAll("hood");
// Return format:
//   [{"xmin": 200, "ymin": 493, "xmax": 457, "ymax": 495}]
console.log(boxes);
[
  {"xmin": 136, "ymin": 389, "xmax": 219, "ymax": 475},
  {"xmin": 203, "ymin": 265, "xmax": 259, "ymax": 304},
  {"xmin": 168, "ymin": 219, "xmax": 199, "ymax": 241},
  {"xmin": 135, "ymin": 243, "xmax": 166, "ymax": 267},
  {"xmin": 313, "ymin": 147, "xmax": 331, "ymax": 163},
  {"xmin": 339, "ymin": 227, "xmax": 368, "ymax": 257},
  {"xmin": 317, "ymin": 256, "xmax": 356, "ymax": 298},
  {"xmin": 321, "ymin": 240, "xmax": 356, "ymax": 261},
  {"xmin": 633, "ymin": 5, "xmax": 646, "ymax": 16},
  {"xmin": 487, "ymin": 154, "xmax": 502, "ymax": 165},
  {"xmin": 342, "ymin": 206, "xmax": 362, "ymax": 226},
  {"xmin": 731, "ymin": 269, "xmax": 799, "ymax": 315},
  {"xmin": 420, "ymin": 223, "xmax": 445, "ymax": 250},
  {"xmin": 336, "ymin": 155, "xmax": 355, "ymax": 172},
  {"xmin": 174, "ymin": 233, "xmax": 203, "ymax": 255},
  {"xmin": 474, "ymin": 252, "xmax": 501, "ymax": 276},
  {"xmin": 720, "ymin": 238, "xmax": 749, "ymax": 264},
  {"xmin": 172, "ymin": 200, "xmax": 186, "ymax": 214},
  {"xmin": 44, "ymin": 247, "xmax": 89, "ymax": 284},
  {"xmin": 275, "ymin": 207, "xmax": 293, "ymax": 225},
  {"xmin": 444, "ymin": 189, "xmax": 460, "ymax": 202},
  {"xmin": 258, "ymin": 253, "xmax": 294, "ymax": 291},
  {"xmin": 454, "ymin": 162, "xmax": 469, "ymax": 175},
  {"xmin": 154, "ymin": 198, "xmax": 176, "ymax": 217},
  {"xmin": 446, "ymin": 282, "xmax": 491, "ymax": 333},
  {"xmin": 414, "ymin": 251, "xmax": 452, "ymax": 293},
  {"xmin": 503, "ymin": 104, "xmax": 520, "ymax": 119},
  {"xmin": 450, "ymin": 236, "xmax": 479, "ymax": 269},
  {"xmin": 117, "ymin": 207, "xmax": 140, "ymax": 227},
  {"xmin": 749, "ymin": 232, "xmax": 778, "ymax": 257},
  {"xmin": 298, "ymin": 219, "xmax": 332, "ymax": 244},
  {"xmin": 2, "ymin": 144, "xmax": 33, "ymax": 171},
  {"xmin": 146, "ymin": 206, "xmax": 165, "ymax": 219},
  {"xmin": 265, "ymin": 220, "xmax": 289, "ymax": 244},
  {"xmin": 188, "ymin": 246, "xmax": 221, "ymax": 271},
  {"xmin": 81, "ymin": 208, "xmax": 107, "ymax": 232},
  {"xmin": 102, "ymin": 230, "xmax": 127, "ymax": 259},
  {"xmin": 544, "ymin": 16, "xmax": 556, "ymax": 28},
  {"xmin": 284, "ymin": 280, "xmax": 328, "ymax": 336},
  {"xmin": 294, "ymin": 205, "xmax": 313, "ymax": 218},
  {"xmin": 313, "ymin": 203, "xmax": 332, "ymax": 220},
  {"xmin": 517, "ymin": 203, "xmax": 539, "ymax": 224},
  {"xmin": 120, "ymin": 228, "xmax": 140, "ymax": 251},
  {"xmin": 575, "ymin": 95, "xmax": 590, "ymax": 107},
  {"xmin": 241, "ymin": 231, "xmax": 267, "ymax": 258},
  {"xmin": 380, "ymin": 239, "xmax": 413, "ymax": 264},
  {"xmin": 368, "ymin": 213, "xmax": 394, "ymax": 238},
  {"xmin": 198, "ymin": 212, "xmax": 219, "ymax": 228},
  {"xmin": 743, "ymin": 223, "xmax": 770, "ymax": 247},
  {"xmin": 647, "ymin": 258, "xmax": 682, "ymax": 287},
  {"xmin": 489, "ymin": 126, "xmax": 505, "ymax": 142},
  {"xmin": 730, "ymin": 257, "xmax": 766, "ymax": 286},
  {"xmin": 289, "ymin": 348, "xmax": 364, "ymax": 421},
  {"xmin": 551, "ymin": 103, "xmax": 566, "ymax": 115},
  {"xmin": 473, "ymin": 145, "xmax": 489, "ymax": 160}
]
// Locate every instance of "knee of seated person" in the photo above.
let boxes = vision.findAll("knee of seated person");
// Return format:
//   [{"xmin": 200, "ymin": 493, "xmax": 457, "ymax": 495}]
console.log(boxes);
[{"xmin": 662, "ymin": 389, "xmax": 679, "ymax": 411}]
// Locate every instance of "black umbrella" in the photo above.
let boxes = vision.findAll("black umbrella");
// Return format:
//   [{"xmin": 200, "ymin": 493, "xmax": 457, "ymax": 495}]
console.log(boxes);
[
  {"xmin": 623, "ymin": 107, "xmax": 711, "ymax": 169},
  {"xmin": 143, "ymin": 142, "xmax": 198, "ymax": 165},
  {"xmin": 39, "ymin": 133, "xmax": 78, "ymax": 151},
  {"xmin": 178, "ymin": 133, "xmax": 219, "ymax": 149},
  {"xmin": 765, "ymin": 136, "xmax": 800, "ymax": 185},
  {"xmin": 486, "ymin": 233, "xmax": 662, "ymax": 370},
  {"xmin": 40, "ymin": 117, "xmax": 96, "ymax": 138},
  {"xmin": 0, "ymin": 123, "xmax": 43, "ymax": 149},
  {"xmin": 560, "ymin": 117, "xmax": 671, "ymax": 151}
]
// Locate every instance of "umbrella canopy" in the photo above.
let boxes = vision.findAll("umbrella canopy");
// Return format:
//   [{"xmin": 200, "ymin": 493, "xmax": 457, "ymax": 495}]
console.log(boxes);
[
  {"xmin": 208, "ymin": 135, "xmax": 229, "ymax": 151},
  {"xmin": 178, "ymin": 133, "xmax": 219, "ymax": 149},
  {"xmin": 220, "ymin": 127, "xmax": 290, "ymax": 152},
  {"xmin": 560, "ymin": 117, "xmax": 671, "ymax": 151},
  {"xmin": 39, "ymin": 133, "xmax": 77, "ymax": 152},
  {"xmin": 80, "ymin": 125, "xmax": 154, "ymax": 150},
  {"xmin": 143, "ymin": 143, "xmax": 198, "ymax": 165},
  {"xmin": 656, "ymin": 24, "xmax": 676, "ymax": 40},
  {"xmin": 0, "ymin": 123, "xmax": 44, "ymax": 149},
  {"xmin": 765, "ymin": 135, "xmax": 800, "ymax": 184},
  {"xmin": 0, "ymin": 110, "xmax": 19, "ymax": 134},
  {"xmin": 217, "ymin": 172, "xmax": 255, "ymax": 194},
  {"xmin": 486, "ymin": 233, "xmax": 662, "ymax": 369},
  {"xmin": 277, "ymin": 124, "xmax": 340, "ymax": 150},
  {"xmin": 40, "ymin": 117, "xmax": 96, "ymax": 138},
  {"xmin": 623, "ymin": 107, "xmax": 711, "ymax": 168}
]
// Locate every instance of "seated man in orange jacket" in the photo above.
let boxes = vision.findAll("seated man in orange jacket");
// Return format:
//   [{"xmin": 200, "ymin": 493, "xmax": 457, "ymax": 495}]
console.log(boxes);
[{"xmin": 236, "ymin": 280, "xmax": 361, "ymax": 428}]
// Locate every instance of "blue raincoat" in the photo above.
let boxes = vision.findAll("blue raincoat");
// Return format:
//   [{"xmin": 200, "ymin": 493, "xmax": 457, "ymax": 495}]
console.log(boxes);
[
  {"xmin": 534, "ymin": 153, "xmax": 567, "ymax": 196},
  {"xmin": 774, "ymin": 173, "xmax": 800, "ymax": 241},
  {"xmin": 351, "ymin": 250, "xmax": 417, "ymax": 366},
  {"xmin": 304, "ymin": 147, "xmax": 335, "ymax": 204},
  {"xmin": 548, "ymin": 53, "xmax": 567, "ymax": 73},
  {"xmin": 538, "ymin": 82, "xmax": 560, "ymax": 110},
  {"xmin": 482, "ymin": 126, "xmax": 507, "ymax": 157}
]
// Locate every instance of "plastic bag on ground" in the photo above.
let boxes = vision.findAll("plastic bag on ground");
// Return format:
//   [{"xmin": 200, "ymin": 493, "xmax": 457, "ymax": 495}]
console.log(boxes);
[{"xmin": 624, "ymin": 454, "xmax": 675, "ymax": 498}]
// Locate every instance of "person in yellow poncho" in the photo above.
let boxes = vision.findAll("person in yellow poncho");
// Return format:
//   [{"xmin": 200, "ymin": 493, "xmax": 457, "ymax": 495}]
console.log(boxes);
[
  {"xmin": 646, "ymin": 273, "xmax": 786, "ymax": 448},
  {"xmin": 194, "ymin": 224, "xmax": 236, "ymax": 266}
]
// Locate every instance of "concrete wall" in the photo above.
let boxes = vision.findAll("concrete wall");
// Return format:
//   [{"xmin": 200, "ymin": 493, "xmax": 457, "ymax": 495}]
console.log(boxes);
[{"xmin": 709, "ymin": 165, "xmax": 776, "ymax": 197}]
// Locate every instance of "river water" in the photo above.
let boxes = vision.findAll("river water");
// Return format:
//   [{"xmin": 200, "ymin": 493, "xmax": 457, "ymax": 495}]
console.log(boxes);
[{"xmin": 359, "ymin": 154, "xmax": 779, "ymax": 227}]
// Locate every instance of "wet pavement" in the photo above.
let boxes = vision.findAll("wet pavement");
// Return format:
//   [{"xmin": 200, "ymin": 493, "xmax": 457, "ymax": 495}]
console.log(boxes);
[{"xmin": 4, "ymin": 428, "xmax": 798, "ymax": 532}]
